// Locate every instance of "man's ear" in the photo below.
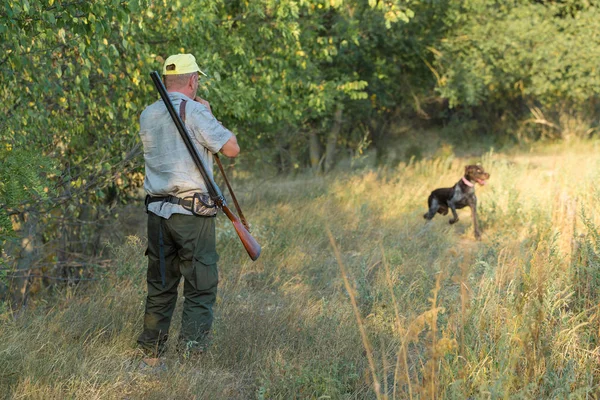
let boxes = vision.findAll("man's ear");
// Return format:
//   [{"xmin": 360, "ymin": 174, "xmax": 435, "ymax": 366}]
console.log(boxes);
[{"xmin": 189, "ymin": 73, "xmax": 198, "ymax": 88}]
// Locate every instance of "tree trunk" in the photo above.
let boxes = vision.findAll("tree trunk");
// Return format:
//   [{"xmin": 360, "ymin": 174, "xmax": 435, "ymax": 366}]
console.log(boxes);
[
  {"xmin": 277, "ymin": 144, "xmax": 288, "ymax": 174},
  {"xmin": 370, "ymin": 117, "xmax": 390, "ymax": 166},
  {"xmin": 7, "ymin": 212, "xmax": 40, "ymax": 308},
  {"xmin": 324, "ymin": 105, "xmax": 343, "ymax": 173},
  {"xmin": 309, "ymin": 131, "xmax": 321, "ymax": 173}
]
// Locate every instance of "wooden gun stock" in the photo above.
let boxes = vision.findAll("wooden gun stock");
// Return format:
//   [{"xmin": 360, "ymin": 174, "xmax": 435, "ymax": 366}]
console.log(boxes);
[{"xmin": 221, "ymin": 204, "xmax": 261, "ymax": 261}]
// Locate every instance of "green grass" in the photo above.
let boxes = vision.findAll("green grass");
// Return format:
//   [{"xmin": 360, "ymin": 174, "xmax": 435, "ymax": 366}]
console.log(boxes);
[{"xmin": 2, "ymin": 140, "xmax": 600, "ymax": 399}]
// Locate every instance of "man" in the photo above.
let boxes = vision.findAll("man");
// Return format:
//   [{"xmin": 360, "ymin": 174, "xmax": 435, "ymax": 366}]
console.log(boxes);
[{"xmin": 137, "ymin": 53, "xmax": 239, "ymax": 363}]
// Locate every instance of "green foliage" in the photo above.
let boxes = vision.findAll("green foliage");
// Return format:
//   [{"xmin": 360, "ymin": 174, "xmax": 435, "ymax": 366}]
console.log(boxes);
[
  {"xmin": 0, "ymin": 0, "xmax": 417, "ymax": 185},
  {"xmin": 435, "ymin": 1, "xmax": 600, "ymax": 108},
  {"xmin": 0, "ymin": 146, "xmax": 56, "ymax": 250}
]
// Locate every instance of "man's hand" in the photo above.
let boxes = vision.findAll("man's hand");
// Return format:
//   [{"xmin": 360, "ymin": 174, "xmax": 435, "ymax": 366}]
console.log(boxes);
[{"xmin": 194, "ymin": 96, "xmax": 212, "ymax": 114}]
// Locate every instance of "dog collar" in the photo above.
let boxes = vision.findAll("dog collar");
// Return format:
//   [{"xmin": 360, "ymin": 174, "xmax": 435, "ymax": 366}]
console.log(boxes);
[{"xmin": 462, "ymin": 177, "xmax": 474, "ymax": 187}]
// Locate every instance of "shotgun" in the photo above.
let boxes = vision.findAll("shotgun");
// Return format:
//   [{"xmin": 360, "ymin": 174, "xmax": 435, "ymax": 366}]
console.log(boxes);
[{"xmin": 149, "ymin": 71, "xmax": 261, "ymax": 261}]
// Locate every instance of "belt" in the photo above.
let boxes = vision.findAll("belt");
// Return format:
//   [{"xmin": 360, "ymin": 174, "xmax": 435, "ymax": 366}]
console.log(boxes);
[{"xmin": 145, "ymin": 195, "xmax": 193, "ymax": 210}]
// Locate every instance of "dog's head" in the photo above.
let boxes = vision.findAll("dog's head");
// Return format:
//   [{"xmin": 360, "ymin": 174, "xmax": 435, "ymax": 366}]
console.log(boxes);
[{"xmin": 465, "ymin": 165, "xmax": 490, "ymax": 185}]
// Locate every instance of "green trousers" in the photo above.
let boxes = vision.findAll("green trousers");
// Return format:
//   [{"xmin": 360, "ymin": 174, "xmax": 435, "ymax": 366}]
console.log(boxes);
[{"xmin": 137, "ymin": 212, "xmax": 219, "ymax": 356}]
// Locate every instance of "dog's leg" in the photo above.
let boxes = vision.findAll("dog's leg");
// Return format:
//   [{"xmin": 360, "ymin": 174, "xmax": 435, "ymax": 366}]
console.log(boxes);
[
  {"xmin": 424, "ymin": 197, "xmax": 439, "ymax": 220},
  {"xmin": 448, "ymin": 201, "xmax": 459, "ymax": 224},
  {"xmin": 469, "ymin": 197, "xmax": 481, "ymax": 240}
]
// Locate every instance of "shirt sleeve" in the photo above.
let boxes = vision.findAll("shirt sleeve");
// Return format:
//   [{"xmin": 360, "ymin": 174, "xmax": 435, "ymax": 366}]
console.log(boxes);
[{"xmin": 187, "ymin": 103, "xmax": 234, "ymax": 154}]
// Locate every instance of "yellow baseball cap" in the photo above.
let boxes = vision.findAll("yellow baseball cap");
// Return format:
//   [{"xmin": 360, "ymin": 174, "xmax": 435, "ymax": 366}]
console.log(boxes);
[{"xmin": 162, "ymin": 53, "xmax": 207, "ymax": 76}]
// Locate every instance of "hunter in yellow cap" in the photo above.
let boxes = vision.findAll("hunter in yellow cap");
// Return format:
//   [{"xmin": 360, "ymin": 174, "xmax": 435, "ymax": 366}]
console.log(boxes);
[{"xmin": 137, "ymin": 52, "xmax": 240, "ymax": 365}]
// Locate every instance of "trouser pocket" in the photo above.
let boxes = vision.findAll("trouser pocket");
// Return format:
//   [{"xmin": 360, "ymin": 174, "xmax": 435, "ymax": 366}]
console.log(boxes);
[{"xmin": 192, "ymin": 252, "xmax": 219, "ymax": 291}]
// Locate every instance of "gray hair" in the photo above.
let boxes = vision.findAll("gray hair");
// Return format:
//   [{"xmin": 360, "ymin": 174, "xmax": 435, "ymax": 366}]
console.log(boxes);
[{"xmin": 164, "ymin": 72, "xmax": 195, "ymax": 89}]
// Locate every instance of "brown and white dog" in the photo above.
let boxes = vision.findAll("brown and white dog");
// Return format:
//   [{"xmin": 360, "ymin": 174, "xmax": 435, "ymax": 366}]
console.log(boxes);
[{"xmin": 423, "ymin": 165, "xmax": 490, "ymax": 239}]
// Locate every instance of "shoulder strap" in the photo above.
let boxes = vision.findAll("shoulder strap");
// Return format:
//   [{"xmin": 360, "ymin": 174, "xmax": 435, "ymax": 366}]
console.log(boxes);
[
  {"xmin": 179, "ymin": 99, "xmax": 250, "ymax": 231},
  {"xmin": 214, "ymin": 153, "xmax": 249, "ymax": 230},
  {"xmin": 180, "ymin": 99, "xmax": 188, "ymax": 123}
]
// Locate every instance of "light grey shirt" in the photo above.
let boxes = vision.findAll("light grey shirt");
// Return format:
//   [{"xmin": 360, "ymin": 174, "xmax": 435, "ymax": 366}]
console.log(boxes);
[{"xmin": 139, "ymin": 92, "xmax": 233, "ymax": 219}]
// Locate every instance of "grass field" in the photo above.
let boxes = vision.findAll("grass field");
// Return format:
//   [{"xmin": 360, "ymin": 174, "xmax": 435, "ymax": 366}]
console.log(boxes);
[{"xmin": 2, "ymin": 141, "xmax": 600, "ymax": 399}]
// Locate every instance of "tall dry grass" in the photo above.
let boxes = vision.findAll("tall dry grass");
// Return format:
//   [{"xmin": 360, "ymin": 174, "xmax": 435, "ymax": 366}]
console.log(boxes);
[{"xmin": 2, "ymin": 141, "xmax": 600, "ymax": 399}]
